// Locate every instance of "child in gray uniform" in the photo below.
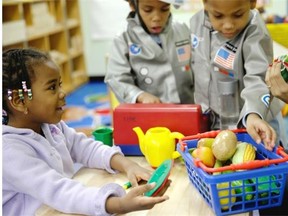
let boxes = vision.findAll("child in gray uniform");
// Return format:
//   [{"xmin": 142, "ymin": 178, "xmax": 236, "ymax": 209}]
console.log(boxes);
[
  {"xmin": 190, "ymin": 0, "xmax": 287, "ymax": 150},
  {"xmin": 105, "ymin": 0, "xmax": 194, "ymax": 104},
  {"xmin": 2, "ymin": 48, "xmax": 168, "ymax": 216}
]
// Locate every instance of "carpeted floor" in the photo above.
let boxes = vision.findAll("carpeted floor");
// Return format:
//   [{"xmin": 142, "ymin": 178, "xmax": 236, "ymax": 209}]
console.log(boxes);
[
  {"xmin": 62, "ymin": 81, "xmax": 111, "ymax": 137},
  {"xmin": 63, "ymin": 81, "xmax": 288, "ymax": 141}
]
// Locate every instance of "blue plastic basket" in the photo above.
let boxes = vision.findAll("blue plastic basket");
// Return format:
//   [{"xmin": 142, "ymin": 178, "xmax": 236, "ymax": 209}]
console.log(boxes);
[{"xmin": 177, "ymin": 131, "xmax": 288, "ymax": 216}]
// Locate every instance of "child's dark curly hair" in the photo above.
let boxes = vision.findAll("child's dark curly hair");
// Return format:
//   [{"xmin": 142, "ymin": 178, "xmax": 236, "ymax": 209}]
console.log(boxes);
[{"xmin": 2, "ymin": 48, "xmax": 51, "ymax": 124}]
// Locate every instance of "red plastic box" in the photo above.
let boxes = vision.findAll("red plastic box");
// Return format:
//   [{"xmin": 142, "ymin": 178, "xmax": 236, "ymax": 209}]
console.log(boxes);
[{"xmin": 113, "ymin": 104, "xmax": 208, "ymax": 155}]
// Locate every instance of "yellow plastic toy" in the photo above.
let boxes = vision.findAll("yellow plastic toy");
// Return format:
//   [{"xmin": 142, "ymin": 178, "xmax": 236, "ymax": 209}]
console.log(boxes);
[{"xmin": 133, "ymin": 126, "xmax": 184, "ymax": 168}]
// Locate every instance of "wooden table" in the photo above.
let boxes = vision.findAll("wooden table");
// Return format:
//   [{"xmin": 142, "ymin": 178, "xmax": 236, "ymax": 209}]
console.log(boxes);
[{"xmin": 36, "ymin": 157, "xmax": 250, "ymax": 216}]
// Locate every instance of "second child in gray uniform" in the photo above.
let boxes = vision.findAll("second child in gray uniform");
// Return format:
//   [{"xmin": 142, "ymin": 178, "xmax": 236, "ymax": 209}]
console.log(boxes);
[
  {"xmin": 190, "ymin": 0, "xmax": 287, "ymax": 150},
  {"xmin": 105, "ymin": 0, "xmax": 194, "ymax": 104}
]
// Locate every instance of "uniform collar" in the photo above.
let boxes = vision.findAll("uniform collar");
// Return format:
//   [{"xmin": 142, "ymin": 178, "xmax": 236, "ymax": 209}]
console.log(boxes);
[{"xmin": 203, "ymin": 10, "xmax": 213, "ymax": 30}]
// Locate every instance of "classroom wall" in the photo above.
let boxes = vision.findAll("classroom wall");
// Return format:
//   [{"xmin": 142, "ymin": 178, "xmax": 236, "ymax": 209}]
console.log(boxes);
[
  {"xmin": 79, "ymin": 0, "xmax": 129, "ymax": 77},
  {"xmin": 79, "ymin": 0, "xmax": 288, "ymax": 77}
]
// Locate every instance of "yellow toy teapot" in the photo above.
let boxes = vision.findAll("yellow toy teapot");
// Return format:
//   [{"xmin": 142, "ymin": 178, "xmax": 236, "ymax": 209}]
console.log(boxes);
[{"xmin": 133, "ymin": 126, "xmax": 184, "ymax": 168}]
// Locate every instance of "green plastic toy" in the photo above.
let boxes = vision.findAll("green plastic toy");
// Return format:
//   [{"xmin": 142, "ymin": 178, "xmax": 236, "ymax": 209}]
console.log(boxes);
[
  {"xmin": 144, "ymin": 159, "xmax": 173, "ymax": 197},
  {"xmin": 278, "ymin": 54, "xmax": 288, "ymax": 82}
]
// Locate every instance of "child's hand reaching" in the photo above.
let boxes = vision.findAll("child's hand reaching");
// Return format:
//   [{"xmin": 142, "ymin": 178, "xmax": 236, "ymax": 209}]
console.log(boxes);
[
  {"xmin": 106, "ymin": 183, "xmax": 169, "ymax": 214},
  {"xmin": 137, "ymin": 92, "xmax": 161, "ymax": 104},
  {"xmin": 110, "ymin": 154, "xmax": 153, "ymax": 186},
  {"xmin": 124, "ymin": 162, "xmax": 152, "ymax": 187},
  {"xmin": 246, "ymin": 113, "xmax": 276, "ymax": 151}
]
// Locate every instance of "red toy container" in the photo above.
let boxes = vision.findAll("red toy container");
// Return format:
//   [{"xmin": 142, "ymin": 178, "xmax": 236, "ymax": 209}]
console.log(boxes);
[
  {"xmin": 177, "ymin": 130, "xmax": 288, "ymax": 216},
  {"xmin": 113, "ymin": 104, "xmax": 208, "ymax": 155}
]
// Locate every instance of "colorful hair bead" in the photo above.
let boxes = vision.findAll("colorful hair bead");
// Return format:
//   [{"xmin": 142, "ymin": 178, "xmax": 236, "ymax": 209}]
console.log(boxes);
[
  {"xmin": 18, "ymin": 89, "xmax": 24, "ymax": 100},
  {"xmin": 22, "ymin": 81, "xmax": 28, "ymax": 92},
  {"xmin": 27, "ymin": 89, "xmax": 33, "ymax": 100},
  {"xmin": 2, "ymin": 110, "xmax": 8, "ymax": 125},
  {"xmin": 7, "ymin": 89, "xmax": 12, "ymax": 101}
]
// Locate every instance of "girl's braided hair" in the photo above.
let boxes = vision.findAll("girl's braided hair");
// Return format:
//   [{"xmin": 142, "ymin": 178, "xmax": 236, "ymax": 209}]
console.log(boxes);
[{"xmin": 2, "ymin": 48, "xmax": 51, "ymax": 124}]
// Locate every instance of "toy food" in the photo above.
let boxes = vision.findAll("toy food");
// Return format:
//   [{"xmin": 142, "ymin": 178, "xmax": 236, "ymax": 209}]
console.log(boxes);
[
  {"xmin": 217, "ymin": 182, "xmax": 236, "ymax": 210},
  {"xmin": 192, "ymin": 146, "xmax": 215, "ymax": 167},
  {"xmin": 197, "ymin": 138, "xmax": 215, "ymax": 148},
  {"xmin": 212, "ymin": 130, "xmax": 237, "ymax": 161},
  {"xmin": 232, "ymin": 142, "xmax": 256, "ymax": 164},
  {"xmin": 213, "ymin": 159, "xmax": 223, "ymax": 175},
  {"xmin": 232, "ymin": 180, "xmax": 254, "ymax": 201}
]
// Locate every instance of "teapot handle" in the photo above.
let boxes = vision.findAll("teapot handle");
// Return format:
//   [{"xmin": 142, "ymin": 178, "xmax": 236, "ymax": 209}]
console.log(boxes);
[
  {"xmin": 170, "ymin": 132, "xmax": 184, "ymax": 140},
  {"xmin": 170, "ymin": 132, "xmax": 184, "ymax": 159}
]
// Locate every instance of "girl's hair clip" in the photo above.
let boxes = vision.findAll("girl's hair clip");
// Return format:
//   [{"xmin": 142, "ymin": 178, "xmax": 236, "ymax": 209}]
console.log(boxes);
[
  {"xmin": 18, "ymin": 89, "xmax": 24, "ymax": 100},
  {"xmin": 7, "ymin": 89, "xmax": 12, "ymax": 101},
  {"xmin": 27, "ymin": 89, "xmax": 33, "ymax": 100},
  {"xmin": 22, "ymin": 81, "xmax": 28, "ymax": 92}
]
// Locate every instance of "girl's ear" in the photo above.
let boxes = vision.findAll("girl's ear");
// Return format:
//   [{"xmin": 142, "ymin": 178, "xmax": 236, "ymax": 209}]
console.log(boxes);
[{"xmin": 9, "ymin": 91, "xmax": 27, "ymax": 113}]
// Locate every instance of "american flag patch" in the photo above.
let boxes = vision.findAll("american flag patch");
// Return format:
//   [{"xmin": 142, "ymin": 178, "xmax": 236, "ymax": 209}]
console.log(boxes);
[
  {"xmin": 176, "ymin": 44, "xmax": 190, "ymax": 62},
  {"xmin": 214, "ymin": 47, "xmax": 235, "ymax": 70}
]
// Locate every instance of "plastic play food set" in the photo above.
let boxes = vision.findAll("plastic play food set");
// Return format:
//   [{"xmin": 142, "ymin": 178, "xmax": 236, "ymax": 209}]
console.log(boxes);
[{"xmin": 177, "ymin": 129, "xmax": 288, "ymax": 216}]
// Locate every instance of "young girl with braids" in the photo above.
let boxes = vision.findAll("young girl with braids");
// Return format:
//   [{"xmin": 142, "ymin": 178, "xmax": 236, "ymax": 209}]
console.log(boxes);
[{"xmin": 2, "ymin": 48, "xmax": 168, "ymax": 216}]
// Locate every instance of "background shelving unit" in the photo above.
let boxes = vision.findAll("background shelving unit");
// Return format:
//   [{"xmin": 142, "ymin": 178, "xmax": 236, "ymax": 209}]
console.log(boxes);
[{"xmin": 2, "ymin": 0, "xmax": 88, "ymax": 94}]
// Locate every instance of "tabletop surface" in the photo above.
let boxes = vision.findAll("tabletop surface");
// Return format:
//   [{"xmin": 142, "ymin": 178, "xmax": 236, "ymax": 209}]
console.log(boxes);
[{"xmin": 35, "ymin": 157, "xmax": 250, "ymax": 216}]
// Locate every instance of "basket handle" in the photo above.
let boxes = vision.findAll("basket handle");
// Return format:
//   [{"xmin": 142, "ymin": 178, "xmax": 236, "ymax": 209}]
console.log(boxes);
[
  {"xmin": 194, "ymin": 146, "xmax": 288, "ymax": 172},
  {"xmin": 179, "ymin": 129, "xmax": 246, "ymax": 152},
  {"xmin": 180, "ymin": 128, "xmax": 247, "ymax": 142}
]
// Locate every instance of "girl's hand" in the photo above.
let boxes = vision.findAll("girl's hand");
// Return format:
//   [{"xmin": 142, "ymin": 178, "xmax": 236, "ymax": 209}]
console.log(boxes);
[
  {"xmin": 106, "ymin": 183, "xmax": 169, "ymax": 214},
  {"xmin": 246, "ymin": 113, "xmax": 276, "ymax": 151},
  {"xmin": 124, "ymin": 162, "xmax": 152, "ymax": 187},
  {"xmin": 110, "ymin": 154, "xmax": 152, "ymax": 187},
  {"xmin": 137, "ymin": 92, "xmax": 161, "ymax": 103}
]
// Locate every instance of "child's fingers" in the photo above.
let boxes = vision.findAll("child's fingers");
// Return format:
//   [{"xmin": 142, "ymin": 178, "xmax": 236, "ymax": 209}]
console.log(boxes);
[
  {"xmin": 265, "ymin": 126, "xmax": 276, "ymax": 151},
  {"xmin": 130, "ymin": 182, "xmax": 156, "ymax": 196},
  {"xmin": 247, "ymin": 127, "xmax": 261, "ymax": 144},
  {"xmin": 265, "ymin": 64, "xmax": 272, "ymax": 84}
]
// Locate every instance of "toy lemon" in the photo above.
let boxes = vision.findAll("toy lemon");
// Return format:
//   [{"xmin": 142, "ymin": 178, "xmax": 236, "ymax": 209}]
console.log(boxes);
[{"xmin": 217, "ymin": 182, "xmax": 236, "ymax": 210}]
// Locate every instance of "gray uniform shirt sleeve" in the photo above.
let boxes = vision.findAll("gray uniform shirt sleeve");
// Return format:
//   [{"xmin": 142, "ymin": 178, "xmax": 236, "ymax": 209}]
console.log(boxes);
[
  {"xmin": 238, "ymin": 11, "xmax": 282, "ymax": 123},
  {"xmin": 105, "ymin": 33, "xmax": 143, "ymax": 103}
]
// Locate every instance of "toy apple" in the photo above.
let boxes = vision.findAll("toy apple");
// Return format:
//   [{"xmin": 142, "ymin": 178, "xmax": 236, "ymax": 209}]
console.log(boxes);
[{"xmin": 191, "ymin": 146, "xmax": 216, "ymax": 167}]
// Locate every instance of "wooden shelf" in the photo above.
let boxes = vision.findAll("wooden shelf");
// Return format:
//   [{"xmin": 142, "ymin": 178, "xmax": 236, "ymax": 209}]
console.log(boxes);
[{"xmin": 2, "ymin": 0, "xmax": 88, "ymax": 94}]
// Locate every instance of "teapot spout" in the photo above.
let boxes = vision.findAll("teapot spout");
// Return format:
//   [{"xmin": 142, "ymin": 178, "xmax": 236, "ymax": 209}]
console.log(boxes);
[{"xmin": 133, "ymin": 127, "xmax": 145, "ymax": 154}]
